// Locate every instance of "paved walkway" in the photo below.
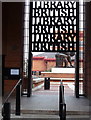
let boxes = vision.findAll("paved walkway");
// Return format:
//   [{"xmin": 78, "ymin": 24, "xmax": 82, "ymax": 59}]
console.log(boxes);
[
  {"xmin": 8, "ymin": 82, "xmax": 89, "ymax": 115},
  {"xmin": 1, "ymin": 81, "xmax": 90, "ymax": 120},
  {"xmin": 20, "ymin": 82, "xmax": 89, "ymax": 113}
]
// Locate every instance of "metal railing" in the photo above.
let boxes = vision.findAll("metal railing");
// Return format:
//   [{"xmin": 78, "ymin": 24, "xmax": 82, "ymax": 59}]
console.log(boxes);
[
  {"xmin": 59, "ymin": 80, "xmax": 66, "ymax": 120},
  {"xmin": 2, "ymin": 78, "xmax": 22, "ymax": 120}
]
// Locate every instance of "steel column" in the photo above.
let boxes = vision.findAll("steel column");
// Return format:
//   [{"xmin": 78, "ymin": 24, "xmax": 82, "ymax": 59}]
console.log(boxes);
[
  {"xmin": 28, "ymin": 2, "xmax": 33, "ymax": 97},
  {"xmin": 75, "ymin": 2, "xmax": 79, "ymax": 98}
]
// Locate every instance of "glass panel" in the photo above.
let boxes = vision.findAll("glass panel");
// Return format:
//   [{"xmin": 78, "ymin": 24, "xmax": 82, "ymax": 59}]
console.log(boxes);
[
  {"xmin": 24, "ymin": 21, "xmax": 29, "ymax": 29},
  {"xmin": 79, "ymin": 22, "xmax": 83, "ymax": 29},
  {"xmin": 25, "ymin": 1, "xmax": 30, "ymax": 5},
  {"xmin": 79, "ymin": 5, "xmax": 83, "ymax": 13},
  {"xmin": 79, "ymin": 14, "xmax": 83, "ymax": 21},
  {"xmin": 24, "ymin": 45, "xmax": 29, "ymax": 53},
  {"xmin": 24, "ymin": 29, "xmax": 29, "ymax": 37},
  {"xmin": 25, "ymin": 6, "xmax": 30, "ymax": 13},
  {"xmin": 24, "ymin": 14, "xmax": 29, "ymax": 21},
  {"xmin": 24, "ymin": 37, "xmax": 29, "ymax": 45},
  {"xmin": 23, "ymin": 53, "xmax": 28, "ymax": 60}
]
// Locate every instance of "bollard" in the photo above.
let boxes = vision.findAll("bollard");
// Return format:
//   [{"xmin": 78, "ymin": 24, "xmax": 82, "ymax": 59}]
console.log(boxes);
[
  {"xmin": 59, "ymin": 103, "xmax": 63, "ymax": 119},
  {"xmin": 48, "ymin": 78, "xmax": 50, "ymax": 89},
  {"xmin": 3, "ymin": 102, "xmax": 10, "ymax": 120},
  {"xmin": 44, "ymin": 78, "xmax": 47, "ymax": 90},
  {"xmin": 59, "ymin": 103, "xmax": 66, "ymax": 120},
  {"xmin": 59, "ymin": 85, "xmax": 62, "ymax": 104},
  {"xmin": 44, "ymin": 77, "xmax": 46, "ymax": 90},
  {"xmin": 59, "ymin": 85, "xmax": 64, "ymax": 103},
  {"xmin": 44, "ymin": 78, "xmax": 50, "ymax": 90},
  {"xmin": 59, "ymin": 84, "xmax": 66, "ymax": 120},
  {"xmin": 16, "ymin": 84, "xmax": 21, "ymax": 115},
  {"xmin": 63, "ymin": 104, "xmax": 66, "ymax": 120}
]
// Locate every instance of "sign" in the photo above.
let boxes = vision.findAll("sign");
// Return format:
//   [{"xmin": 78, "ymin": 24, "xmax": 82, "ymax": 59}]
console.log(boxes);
[
  {"xmin": 10, "ymin": 69, "xmax": 19, "ymax": 75},
  {"xmin": 31, "ymin": 1, "xmax": 79, "ymax": 52},
  {"xmin": 4, "ymin": 68, "xmax": 20, "ymax": 80}
]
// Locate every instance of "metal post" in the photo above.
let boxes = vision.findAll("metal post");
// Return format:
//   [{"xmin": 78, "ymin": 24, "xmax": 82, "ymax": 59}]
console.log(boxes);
[
  {"xmin": 59, "ymin": 85, "xmax": 62, "ymax": 118},
  {"xmin": 44, "ymin": 77, "xmax": 47, "ymax": 90},
  {"xmin": 16, "ymin": 84, "xmax": 21, "ymax": 115},
  {"xmin": 48, "ymin": 77, "xmax": 50, "ymax": 89},
  {"xmin": 27, "ymin": 52, "xmax": 32, "ymax": 97},
  {"xmin": 59, "ymin": 103, "xmax": 63, "ymax": 119},
  {"xmin": 63, "ymin": 104, "xmax": 66, "ymax": 120},
  {"xmin": 44, "ymin": 78, "xmax": 50, "ymax": 90},
  {"xmin": 28, "ymin": 2, "xmax": 33, "ymax": 97},
  {"xmin": 59, "ymin": 103, "xmax": 66, "ymax": 120},
  {"xmin": 75, "ymin": 53, "xmax": 79, "ymax": 98},
  {"xmin": 3, "ymin": 102, "xmax": 10, "ymax": 120},
  {"xmin": 59, "ymin": 84, "xmax": 66, "ymax": 120},
  {"xmin": 75, "ymin": 2, "xmax": 79, "ymax": 98},
  {"xmin": 59, "ymin": 85, "xmax": 63, "ymax": 103}
]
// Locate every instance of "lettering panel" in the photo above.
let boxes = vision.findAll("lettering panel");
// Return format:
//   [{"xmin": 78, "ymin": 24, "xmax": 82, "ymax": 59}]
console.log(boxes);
[{"xmin": 31, "ymin": 1, "xmax": 79, "ymax": 52}]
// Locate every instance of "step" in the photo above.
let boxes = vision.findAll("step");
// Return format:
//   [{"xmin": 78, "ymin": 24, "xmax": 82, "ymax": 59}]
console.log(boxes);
[
  {"xmin": 67, "ymin": 115, "xmax": 90, "ymax": 120},
  {"xmin": 11, "ymin": 109, "xmax": 89, "ymax": 116},
  {"xmin": 10, "ymin": 114, "xmax": 90, "ymax": 120},
  {"xmin": 11, "ymin": 110, "xmax": 59, "ymax": 115},
  {"xmin": 10, "ymin": 118, "xmax": 90, "ymax": 120},
  {"xmin": 11, "ymin": 114, "xmax": 59, "ymax": 120},
  {"xmin": 10, "ymin": 110, "xmax": 90, "ymax": 120}
]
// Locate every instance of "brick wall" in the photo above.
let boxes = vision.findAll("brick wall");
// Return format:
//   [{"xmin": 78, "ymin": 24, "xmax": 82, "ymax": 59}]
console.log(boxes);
[
  {"xmin": 32, "ymin": 57, "xmax": 46, "ymax": 71},
  {"xmin": 45, "ymin": 60, "xmax": 56, "ymax": 71},
  {"xmin": 32, "ymin": 57, "xmax": 56, "ymax": 72},
  {"xmin": 2, "ymin": 3, "xmax": 24, "ymax": 95}
]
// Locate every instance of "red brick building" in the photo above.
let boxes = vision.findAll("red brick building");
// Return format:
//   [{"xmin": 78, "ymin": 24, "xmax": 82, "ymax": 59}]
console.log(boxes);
[{"xmin": 32, "ymin": 57, "xmax": 56, "ymax": 73}]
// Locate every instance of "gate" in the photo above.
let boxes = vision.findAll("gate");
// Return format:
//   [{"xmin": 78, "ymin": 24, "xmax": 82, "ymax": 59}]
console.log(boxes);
[{"xmin": 28, "ymin": 1, "xmax": 79, "ymax": 97}]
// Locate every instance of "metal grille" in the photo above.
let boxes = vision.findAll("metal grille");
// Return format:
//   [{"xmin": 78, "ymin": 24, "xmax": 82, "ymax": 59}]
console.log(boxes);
[{"xmin": 30, "ymin": 1, "xmax": 79, "ymax": 52}]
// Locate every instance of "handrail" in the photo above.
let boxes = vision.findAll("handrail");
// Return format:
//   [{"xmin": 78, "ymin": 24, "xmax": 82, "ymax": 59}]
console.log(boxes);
[
  {"xmin": 2, "ymin": 78, "xmax": 22, "ymax": 119},
  {"xmin": 2, "ymin": 78, "xmax": 22, "ymax": 107}
]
